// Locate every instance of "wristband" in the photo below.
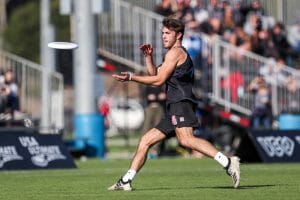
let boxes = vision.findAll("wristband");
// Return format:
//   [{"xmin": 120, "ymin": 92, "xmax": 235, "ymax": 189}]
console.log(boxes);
[{"xmin": 128, "ymin": 72, "xmax": 133, "ymax": 81}]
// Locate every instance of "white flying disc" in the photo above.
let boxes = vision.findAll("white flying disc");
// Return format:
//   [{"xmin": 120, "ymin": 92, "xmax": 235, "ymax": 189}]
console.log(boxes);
[{"xmin": 48, "ymin": 42, "xmax": 78, "ymax": 50}]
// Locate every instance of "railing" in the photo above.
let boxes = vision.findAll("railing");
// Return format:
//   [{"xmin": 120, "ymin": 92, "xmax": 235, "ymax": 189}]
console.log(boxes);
[
  {"xmin": 97, "ymin": 0, "xmax": 164, "ymax": 72},
  {"xmin": 0, "ymin": 50, "xmax": 64, "ymax": 131},
  {"xmin": 209, "ymin": 35, "xmax": 300, "ymax": 117},
  {"xmin": 97, "ymin": 0, "xmax": 300, "ymax": 119},
  {"xmin": 122, "ymin": 0, "xmax": 159, "ymax": 11}
]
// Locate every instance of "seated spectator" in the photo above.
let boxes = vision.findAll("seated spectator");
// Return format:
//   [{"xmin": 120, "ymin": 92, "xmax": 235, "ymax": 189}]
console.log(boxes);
[
  {"xmin": 288, "ymin": 18, "xmax": 300, "ymax": 54},
  {"xmin": 271, "ymin": 22, "xmax": 293, "ymax": 66},
  {"xmin": 222, "ymin": 7, "xmax": 236, "ymax": 41},
  {"xmin": 154, "ymin": 0, "xmax": 176, "ymax": 17},
  {"xmin": 2, "ymin": 69, "xmax": 22, "ymax": 119},
  {"xmin": 0, "ymin": 70, "xmax": 6, "ymax": 113},
  {"xmin": 248, "ymin": 75, "xmax": 272, "ymax": 129},
  {"xmin": 207, "ymin": 0, "xmax": 223, "ymax": 20},
  {"xmin": 243, "ymin": 12, "xmax": 261, "ymax": 35},
  {"xmin": 193, "ymin": 0, "xmax": 209, "ymax": 25}
]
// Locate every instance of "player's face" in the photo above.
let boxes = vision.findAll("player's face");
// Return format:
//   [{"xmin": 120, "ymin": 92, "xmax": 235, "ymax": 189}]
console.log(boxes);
[{"xmin": 161, "ymin": 27, "xmax": 177, "ymax": 49}]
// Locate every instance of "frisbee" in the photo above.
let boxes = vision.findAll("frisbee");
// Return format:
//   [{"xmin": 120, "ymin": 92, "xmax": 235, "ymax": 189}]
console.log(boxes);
[{"xmin": 47, "ymin": 42, "xmax": 78, "ymax": 50}]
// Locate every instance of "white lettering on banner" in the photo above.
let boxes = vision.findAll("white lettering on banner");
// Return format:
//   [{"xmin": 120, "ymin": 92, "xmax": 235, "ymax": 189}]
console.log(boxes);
[
  {"xmin": 295, "ymin": 136, "xmax": 300, "ymax": 145},
  {"xmin": 18, "ymin": 136, "xmax": 66, "ymax": 167},
  {"xmin": 0, "ymin": 146, "xmax": 23, "ymax": 168},
  {"xmin": 19, "ymin": 136, "xmax": 39, "ymax": 147},
  {"xmin": 256, "ymin": 136, "xmax": 295, "ymax": 157}
]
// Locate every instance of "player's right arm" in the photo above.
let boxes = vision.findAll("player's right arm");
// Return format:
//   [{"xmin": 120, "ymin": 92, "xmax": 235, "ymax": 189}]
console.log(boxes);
[
  {"xmin": 139, "ymin": 44, "xmax": 157, "ymax": 76},
  {"xmin": 112, "ymin": 48, "xmax": 182, "ymax": 86}
]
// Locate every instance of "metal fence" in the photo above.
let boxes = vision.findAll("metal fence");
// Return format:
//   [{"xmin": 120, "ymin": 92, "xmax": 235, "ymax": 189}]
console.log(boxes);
[
  {"xmin": 98, "ymin": 0, "xmax": 164, "ymax": 72},
  {"xmin": 98, "ymin": 0, "xmax": 300, "ymax": 119},
  {"xmin": 122, "ymin": 0, "xmax": 160, "ymax": 11},
  {"xmin": 210, "ymin": 36, "xmax": 300, "ymax": 117},
  {"xmin": 0, "ymin": 50, "xmax": 64, "ymax": 130}
]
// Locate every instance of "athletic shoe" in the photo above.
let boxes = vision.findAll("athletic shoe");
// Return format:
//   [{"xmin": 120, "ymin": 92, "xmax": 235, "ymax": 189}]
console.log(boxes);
[
  {"xmin": 226, "ymin": 156, "xmax": 240, "ymax": 188},
  {"xmin": 107, "ymin": 178, "xmax": 132, "ymax": 191}
]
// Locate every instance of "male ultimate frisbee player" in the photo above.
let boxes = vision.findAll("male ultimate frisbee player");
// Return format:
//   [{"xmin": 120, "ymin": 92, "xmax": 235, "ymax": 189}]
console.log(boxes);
[{"xmin": 109, "ymin": 16, "xmax": 240, "ymax": 191}]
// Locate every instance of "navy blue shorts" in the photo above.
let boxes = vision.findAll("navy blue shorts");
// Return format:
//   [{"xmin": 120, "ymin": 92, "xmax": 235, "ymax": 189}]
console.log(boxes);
[{"xmin": 155, "ymin": 101, "xmax": 199, "ymax": 137}]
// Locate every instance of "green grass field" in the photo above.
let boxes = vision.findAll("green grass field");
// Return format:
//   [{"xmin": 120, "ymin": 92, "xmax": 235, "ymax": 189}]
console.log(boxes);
[{"xmin": 1, "ymin": 158, "xmax": 300, "ymax": 200}]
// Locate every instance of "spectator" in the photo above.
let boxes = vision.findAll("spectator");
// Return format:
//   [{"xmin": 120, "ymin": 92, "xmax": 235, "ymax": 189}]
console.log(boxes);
[
  {"xmin": 221, "ymin": 71, "xmax": 245, "ymax": 103},
  {"xmin": 248, "ymin": 75, "xmax": 272, "ymax": 129},
  {"xmin": 243, "ymin": 12, "xmax": 261, "ymax": 35},
  {"xmin": 142, "ymin": 85, "xmax": 166, "ymax": 158},
  {"xmin": 154, "ymin": 0, "xmax": 176, "ymax": 17},
  {"xmin": 251, "ymin": 29, "xmax": 279, "ymax": 58},
  {"xmin": 0, "ymin": 70, "xmax": 6, "ymax": 113},
  {"xmin": 193, "ymin": 0, "xmax": 209, "ymax": 25},
  {"xmin": 285, "ymin": 68, "xmax": 300, "ymax": 113},
  {"xmin": 2, "ymin": 69, "xmax": 21, "ymax": 119},
  {"xmin": 270, "ymin": 22, "xmax": 293, "ymax": 66},
  {"xmin": 240, "ymin": 0, "xmax": 265, "ymax": 19},
  {"xmin": 222, "ymin": 7, "xmax": 236, "ymax": 41},
  {"xmin": 229, "ymin": 26, "xmax": 252, "ymax": 52},
  {"xmin": 232, "ymin": 0, "xmax": 245, "ymax": 27},
  {"xmin": 207, "ymin": 0, "xmax": 223, "ymax": 20},
  {"xmin": 175, "ymin": 0, "xmax": 195, "ymax": 25},
  {"xmin": 288, "ymin": 19, "xmax": 300, "ymax": 54}
]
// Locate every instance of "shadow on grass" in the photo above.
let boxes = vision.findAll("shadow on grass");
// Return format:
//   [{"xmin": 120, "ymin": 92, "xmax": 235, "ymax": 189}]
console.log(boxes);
[{"xmin": 137, "ymin": 184, "xmax": 276, "ymax": 191}]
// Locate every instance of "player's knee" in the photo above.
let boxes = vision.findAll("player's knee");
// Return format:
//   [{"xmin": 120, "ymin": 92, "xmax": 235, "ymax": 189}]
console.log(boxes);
[
  {"xmin": 178, "ymin": 137, "xmax": 192, "ymax": 148},
  {"xmin": 138, "ymin": 136, "xmax": 152, "ymax": 150}
]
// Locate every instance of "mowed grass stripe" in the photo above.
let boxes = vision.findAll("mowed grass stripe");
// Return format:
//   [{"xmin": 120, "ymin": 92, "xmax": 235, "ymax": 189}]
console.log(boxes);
[{"xmin": 0, "ymin": 158, "xmax": 299, "ymax": 200}]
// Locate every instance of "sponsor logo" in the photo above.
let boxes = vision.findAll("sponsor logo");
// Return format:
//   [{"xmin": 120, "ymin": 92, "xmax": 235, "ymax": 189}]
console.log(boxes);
[
  {"xmin": 172, "ymin": 115, "xmax": 177, "ymax": 125},
  {"xmin": 179, "ymin": 117, "xmax": 185, "ymax": 122},
  {"xmin": 256, "ymin": 136, "xmax": 295, "ymax": 157},
  {"xmin": 19, "ymin": 136, "xmax": 66, "ymax": 167},
  {"xmin": 0, "ymin": 146, "xmax": 23, "ymax": 168}
]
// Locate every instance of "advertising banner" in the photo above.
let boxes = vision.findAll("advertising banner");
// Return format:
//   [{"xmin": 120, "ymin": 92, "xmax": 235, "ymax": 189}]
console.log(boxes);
[
  {"xmin": 0, "ymin": 129, "xmax": 76, "ymax": 170},
  {"xmin": 249, "ymin": 130, "xmax": 300, "ymax": 162}
]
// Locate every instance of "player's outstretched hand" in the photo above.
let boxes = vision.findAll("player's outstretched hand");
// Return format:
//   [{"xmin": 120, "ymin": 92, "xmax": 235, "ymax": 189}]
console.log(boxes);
[{"xmin": 112, "ymin": 72, "xmax": 131, "ymax": 82}]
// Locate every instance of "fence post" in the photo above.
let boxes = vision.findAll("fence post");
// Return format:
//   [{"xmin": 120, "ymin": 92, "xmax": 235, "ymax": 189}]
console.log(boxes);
[{"xmin": 212, "ymin": 36, "xmax": 221, "ymax": 102}]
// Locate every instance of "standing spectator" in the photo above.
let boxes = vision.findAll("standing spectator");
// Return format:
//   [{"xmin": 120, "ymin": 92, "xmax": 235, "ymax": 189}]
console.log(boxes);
[
  {"xmin": 248, "ymin": 75, "xmax": 272, "ymax": 129},
  {"xmin": 142, "ymin": 85, "xmax": 166, "ymax": 158}
]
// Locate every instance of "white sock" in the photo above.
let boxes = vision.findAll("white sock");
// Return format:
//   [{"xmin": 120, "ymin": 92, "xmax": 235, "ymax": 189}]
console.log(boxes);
[
  {"xmin": 214, "ymin": 152, "xmax": 229, "ymax": 168},
  {"xmin": 122, "ymin": 169, "xmax": 136, "ymax": 182}
]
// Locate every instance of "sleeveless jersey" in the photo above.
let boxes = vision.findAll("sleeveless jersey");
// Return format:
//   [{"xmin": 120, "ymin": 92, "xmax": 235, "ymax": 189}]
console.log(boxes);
[{"xmin": 165, "ymin": 46, "xmax": 196, "ymax": 106}]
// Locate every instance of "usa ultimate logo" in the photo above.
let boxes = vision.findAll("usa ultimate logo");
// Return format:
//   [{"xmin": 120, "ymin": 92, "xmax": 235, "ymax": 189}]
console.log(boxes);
[
  {"xmin": 19, "ymin": 136, "xmax": 66, "ymax": 167},
  {"xmin": 0, "ymin": 146, "xmax": 23, "ymax": 168}
]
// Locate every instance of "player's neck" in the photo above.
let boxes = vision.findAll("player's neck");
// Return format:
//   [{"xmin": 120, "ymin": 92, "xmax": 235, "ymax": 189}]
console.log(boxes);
[{"xmin": 171, "ymin": 41, "xmax": 182, "ymax": 49}]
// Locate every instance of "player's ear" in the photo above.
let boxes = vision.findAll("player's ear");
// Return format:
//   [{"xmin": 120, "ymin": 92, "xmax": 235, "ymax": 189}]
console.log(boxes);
[{"xmin": 176, "ymin": 32, "xmax": 183, "ymax": 40}]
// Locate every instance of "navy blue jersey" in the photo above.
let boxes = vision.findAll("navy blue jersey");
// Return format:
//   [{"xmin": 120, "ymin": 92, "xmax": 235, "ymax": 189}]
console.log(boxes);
[{"xmin": 165, "ymin": 47, "xmax": 196, "ymax": 106}]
